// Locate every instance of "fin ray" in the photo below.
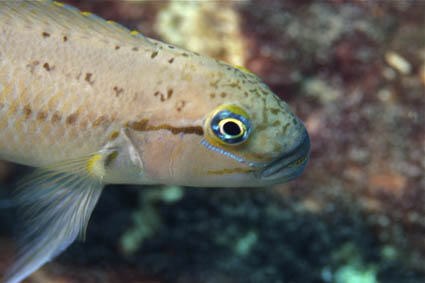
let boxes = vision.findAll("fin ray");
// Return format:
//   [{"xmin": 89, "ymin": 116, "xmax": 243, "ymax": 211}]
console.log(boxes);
[{"xmin": 4, "ymin": 155, "xmax": 105, "ymax": 283}]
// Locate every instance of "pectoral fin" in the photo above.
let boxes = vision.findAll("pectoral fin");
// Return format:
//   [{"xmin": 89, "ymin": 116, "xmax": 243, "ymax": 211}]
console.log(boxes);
[{"xmin": 4, "ymin": 151, "xmax": 115, "ymax": 283}]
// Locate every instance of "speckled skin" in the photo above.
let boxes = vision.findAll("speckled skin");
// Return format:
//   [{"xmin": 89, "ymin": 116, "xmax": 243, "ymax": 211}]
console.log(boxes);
[{"xmin": 0, "ymin": 1, "xmax": 307, "ymax": 187}]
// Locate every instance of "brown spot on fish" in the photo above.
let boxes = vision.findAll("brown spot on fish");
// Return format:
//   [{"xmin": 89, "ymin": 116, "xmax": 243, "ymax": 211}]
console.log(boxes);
[
  {"xmin": 26, "ymin": 61, "xmax": 40, "ymax": 73},
  {"xmin": 37, "ymin": 111, "xmax": 47, "ymax": 121},
  {"xmin": 271, "ymin": 120, "xmax": 281, "ymax": 127},
  {"xmin": 168, "ymin": 58, "xmax": 175, "ymax": 64},
  {"xmin": 151, "ymin": 51, "xmax": 158, "ymax": 58},
  {"xmin": 132, "ymin": 47, "xmax": 138, "ymax": 51},
  {"xmin": 66, "ymin": 112, "xmax": 79, "ymax": 125},
  {"xmin": 43, "ymin": 62, "xmax": 54, "ymax": 71},
  {"xmin": 270, "ymin": 108, "xmax": 280, "ymax": 115},
  {"xmin": 237, "ymin": 73, "xmax": 247, "ymax": 81},
  {"xmin": 130, "ymin": 119, "xmax": 149, "ymax": 131},
  {"xmin": 113, "ymin": 86, "xmax": 124, "ymax": 97},
  {"xmin": 282, "ymin": 123, "xmax": 290, "ymax": 136},
  {"xmin": 51, "ymin": 112, "xmax": 62, "ymax": 123},
  {"xmin": 244, "ymin": 92, "xmax": 248, "ymax": 97},
  {"xmin": 22, "ymin": 105, "xmax": 32, "ymax": 119},
  {"xmin": 154, "ymin": 90, "xmax": 171, "ymax": 102},
  {"xmin": 109, "ymin": 130, "xmax": 119, "ymax": 140},
  {"xmin": 224, "ymin": 81, "xmax": 241, "ymax": 89},
  {"xmin": 209, "ymin": 80, "xmax": 219, "ymax": 89},
  {"xmin": 210, "ymin": 93, "xmax": 216, "ymax": 99},
  {"xmin": 63, "ymin": 36, "xmax": 68, "ymax": 42},
  {"xmin": 220, "ymin": 92, "xmax": 227, "ymax": 98},
  {"xmin": 168, "ymin": 45, "xmax": 175, "ymax": 49},
  {"xmin": 42, "ymin": 32, "xmax": 50, "ymax": 38},
  {"xmin": 176, "ymin": 100, "xmax": 186, "ymax": 112},
  {"xmin": 115, "ymin": 45, "xmax": 120, "ymax": 50},
  {"xmin": 182, "ymin": 53, "xmax": 189, "ymax": 57},
  {"xmin": 85, "ymin": 73, "xmax": 94, "ymax": 85}
]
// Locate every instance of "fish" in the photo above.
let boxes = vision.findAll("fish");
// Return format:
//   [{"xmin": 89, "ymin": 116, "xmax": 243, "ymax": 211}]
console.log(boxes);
[{"xmin": 0, "ymin": 1, "xmax": 310, "ymax": 282}]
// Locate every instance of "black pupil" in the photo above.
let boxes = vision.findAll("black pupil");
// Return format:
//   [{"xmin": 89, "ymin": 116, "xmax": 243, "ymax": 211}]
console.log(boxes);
[{"xmin": 223, "ymin": 121, "xmax": 241, "ymax": 136}]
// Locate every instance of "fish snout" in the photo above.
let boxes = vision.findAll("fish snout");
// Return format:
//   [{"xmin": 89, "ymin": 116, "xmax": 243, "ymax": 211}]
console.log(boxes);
[{"xmin": 259, "ymin": 130, "xmax": 310, "ymax": 182}]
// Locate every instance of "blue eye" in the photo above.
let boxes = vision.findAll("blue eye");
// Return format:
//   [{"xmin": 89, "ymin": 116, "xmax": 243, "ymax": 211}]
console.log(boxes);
[{"xmin": 211, "ymin": 110, "xmax": 251, "ymax": 145}]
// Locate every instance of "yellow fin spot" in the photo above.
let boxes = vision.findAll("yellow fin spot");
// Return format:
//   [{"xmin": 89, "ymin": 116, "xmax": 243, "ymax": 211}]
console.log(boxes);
[
  {"xmin": 130, "ymin": 30, "xmax": 140, "ymax": 36},
  {"xmin": 109, "ymin": 130, "xmax": 119, "ymax": 140},
  {"xmin": 81, "ymin": 11, "xmax": 92, "ymax": 16},
  {"xmin": 53, "ymin": 1, "xmax": 65, "ymax": 7},
  {"xmin": 235, "ymin": 65, "xmax": 254, "ymax": 74},
  {"xmin": 107, "ymin": 20, "xmax": 118, "ymax": 25},
  {"xmin": 87, "ymin": 154, "xmax": 105, "ymax": 178}
]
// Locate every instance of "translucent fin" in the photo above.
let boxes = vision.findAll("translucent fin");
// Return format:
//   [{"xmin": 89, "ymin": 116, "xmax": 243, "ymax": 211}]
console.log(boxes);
[
  {"xmin": 3, "ymin": 155, "xmax": 105, "ymax": 283},
  {"xmin": 0, "ymin": 0, "xmax": 155, "ymax": 50},
  {"xmin": 0, "ymin": 199, "xmax": 15, "ymax": 209}
]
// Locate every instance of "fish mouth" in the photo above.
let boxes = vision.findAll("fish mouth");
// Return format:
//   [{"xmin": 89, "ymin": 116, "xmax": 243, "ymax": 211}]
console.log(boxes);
[{"xmin": 259, "ymin": 131, "xmax": 310, "ymax": 181}]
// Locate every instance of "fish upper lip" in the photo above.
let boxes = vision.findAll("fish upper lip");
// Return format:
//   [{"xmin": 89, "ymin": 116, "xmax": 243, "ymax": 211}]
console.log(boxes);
[{"xmin": 260, "ymin": 131, "xmax": 310, "ymax": 179}]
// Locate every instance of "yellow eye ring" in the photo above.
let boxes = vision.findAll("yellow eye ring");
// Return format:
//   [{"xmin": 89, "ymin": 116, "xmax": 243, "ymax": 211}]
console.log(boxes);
[{"xmin": 218, "ymin": 118, "xmax": 246, "ymax": 140}]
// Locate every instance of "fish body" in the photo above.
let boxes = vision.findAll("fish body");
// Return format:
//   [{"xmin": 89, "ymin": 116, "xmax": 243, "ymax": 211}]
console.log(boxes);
[{"xmin": 0, "ymin": 1, "xmax": 310, "ymax": 282}]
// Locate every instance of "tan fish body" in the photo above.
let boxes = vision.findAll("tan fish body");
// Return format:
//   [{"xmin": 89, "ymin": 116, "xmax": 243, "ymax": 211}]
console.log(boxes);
[{"xmin": 0, "ymin": 1, "xmax": 310, "ymax": 282}]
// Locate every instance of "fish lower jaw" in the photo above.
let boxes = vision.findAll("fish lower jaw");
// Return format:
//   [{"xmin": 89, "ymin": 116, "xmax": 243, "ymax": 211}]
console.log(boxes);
[
  {"xmin": 259, "ymin": 155, "xmax": 309, "ymax": 183},
  {"xmin": 259, "ymin": 132, "xmax": 310, "ymax": 182}
]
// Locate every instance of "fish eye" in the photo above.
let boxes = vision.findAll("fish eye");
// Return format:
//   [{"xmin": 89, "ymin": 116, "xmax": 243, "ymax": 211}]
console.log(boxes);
[{"xmin": 210, "ymin": 106, "xmax": 251, "ymax": 145}]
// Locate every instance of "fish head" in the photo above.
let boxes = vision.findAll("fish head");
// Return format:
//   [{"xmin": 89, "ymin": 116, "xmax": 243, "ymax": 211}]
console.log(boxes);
[{"xmin": 123, "ymin": 58, "xmax": 309, "ymax": 187}]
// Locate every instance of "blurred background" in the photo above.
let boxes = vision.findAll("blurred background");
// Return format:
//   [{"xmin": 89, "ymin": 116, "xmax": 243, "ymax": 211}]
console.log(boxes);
[{"xmin": 0, "ymin": 0, "xmax": 424, "ymax": 282}]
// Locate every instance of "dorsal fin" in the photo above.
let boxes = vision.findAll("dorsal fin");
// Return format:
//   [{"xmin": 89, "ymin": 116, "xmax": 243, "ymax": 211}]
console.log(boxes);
[{"xmin": 0, "ymin": 0, "xmax": 155, "ymax": 51}]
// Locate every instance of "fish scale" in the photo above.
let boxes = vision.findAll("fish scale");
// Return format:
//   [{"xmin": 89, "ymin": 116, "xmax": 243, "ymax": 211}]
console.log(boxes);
[
  {"xmin": 0, "ymin": 2, "xmax": 160, "ymax": 166},
  {"xmin": 0, "ymin": 1, "xmax": 309, "ymax": 282}
]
